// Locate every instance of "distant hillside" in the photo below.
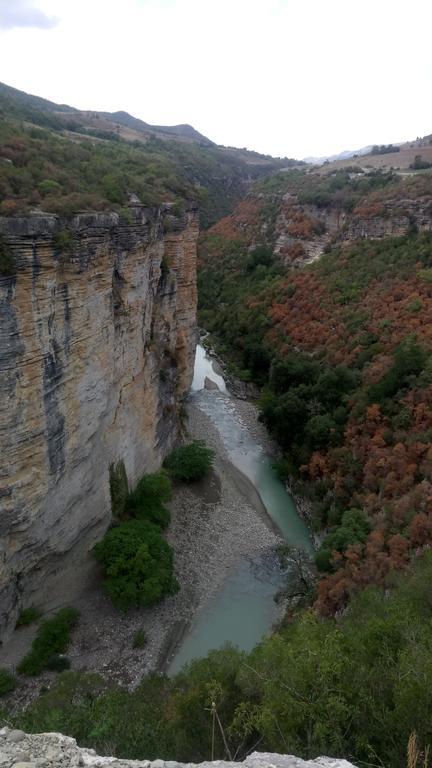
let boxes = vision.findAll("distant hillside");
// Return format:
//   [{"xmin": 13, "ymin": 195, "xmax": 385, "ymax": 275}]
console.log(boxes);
[
  {"xmin": 303, "ymin": 145, "xmax": 372, "ymax": 164},
  {"xmin": 0, "ymin": 81, "xmax": 213, "ymax": 145},
  {"xmin": 314, "ymin": 135, "xmax": 432, "ymax": 173},
  {"xmin": 0, "ymin": 82, "xmax": 300, "ymax": 226}
]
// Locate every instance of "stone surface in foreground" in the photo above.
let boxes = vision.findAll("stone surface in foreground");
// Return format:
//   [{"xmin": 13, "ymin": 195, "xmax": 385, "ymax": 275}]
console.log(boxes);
[{"xmin": 0, "ymin": 728, "xmax": 356, "ymax": 768}]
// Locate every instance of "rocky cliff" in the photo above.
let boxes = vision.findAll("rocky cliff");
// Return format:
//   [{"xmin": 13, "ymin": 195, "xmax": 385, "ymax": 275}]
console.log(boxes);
[
  {"xmin": 0, "ymin": 728, "xmax": 356, "ymax": 768},
  {"xmin": 273, "ymin": 192, "xmax": 432, "ymax": 266},
  {"xmin": 0, "ymin": 204, "xmax": 198, "ymax": 640}
]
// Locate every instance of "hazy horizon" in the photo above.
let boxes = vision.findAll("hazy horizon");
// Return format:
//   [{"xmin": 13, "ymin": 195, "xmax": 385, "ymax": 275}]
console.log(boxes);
[{"xmin": 0, "ymin": 0, "xmax": 431, "ymax": 159}]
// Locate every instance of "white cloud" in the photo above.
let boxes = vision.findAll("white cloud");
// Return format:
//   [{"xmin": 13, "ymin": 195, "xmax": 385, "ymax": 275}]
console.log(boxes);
[
  {"xmin": 0, "ymin": 0, "xmax": 58, "ymax": 30},
  {"xmin": 0, "ymin": 0, "xmax": 431, "ymax": 158}
]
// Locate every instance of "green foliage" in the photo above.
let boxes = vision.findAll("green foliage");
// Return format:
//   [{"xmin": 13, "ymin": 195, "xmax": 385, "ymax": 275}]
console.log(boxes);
[
  {"xmin": 246, "ymin": 245, "xmax": 274, "ymax": 272},
  {"xmin": 368, "ymin": 339, "xmax": 428, "ymax": 404},
  {"xmin": 371, "ymin": 143, "xmax": 401, "ymax": 155},
  {"xmin": 109, "ymin": 460, "xmax": 129, "ymax": 520},
  {"xmin": 0, "ymin": 236, "xmax": 14, "ymax": 276},
  {"xmin": 11, "ymin": 552, "xmax": 432, "ymax": 766},
  {"xmin": 0, "ymin": 668, "xmax": 17, "ymax": 696},
  {"xmin": 46, "ymin": 655, "xmax": 71, "ymax": 672},
  {"xmin": 38, "ymin": 178, "xmax": 62, "ymax": 196},
  {"xmin": 53, "ymin": 229, "xmax": 74, "ymax": 253},
  {"xmin": 0, "ymin": 97, "xmax": 293, "ymax": 224},
  {"xmin": 93, "ymin": 519, "xmax": 178, "ymax": 611},
  {"xmin": 259, "ymin": 355, "xmax": 356, "ymax": 457},
  {"xmin": 315, "ymin": 509, "xmax": 371, "ymax": 572},
  {"xmin": 164, "ymin": 440, "xmax": 214, "ymax": 481},
  {"xmin": 132, "ymin": 630, "xmax": 147, "ymax": 649},
  {"xmin": 126, "ymin": 471, "xmax": 171, "ymax": 529},
  {"xmin": 409, "ymin": 154, "xmax": 432, "ymax": 170},
  {"xmin": 16, "ymin": 606, "xmax": 42, "ymax": 628},
  {"xmin": 17, "ymin": 608, "xmax": 80, "ymax": 676}
]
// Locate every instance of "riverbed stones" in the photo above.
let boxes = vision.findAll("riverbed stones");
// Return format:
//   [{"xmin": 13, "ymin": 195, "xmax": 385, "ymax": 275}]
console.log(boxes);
[{"xmin": 0, "ymin": 730, "xmax": 357, "ymax": 768}]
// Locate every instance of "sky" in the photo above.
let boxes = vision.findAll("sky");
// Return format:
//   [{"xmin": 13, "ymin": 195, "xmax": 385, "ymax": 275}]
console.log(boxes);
[{"xmin": 0, "ymin": 0, "xmax": 431, "ymax": 159}]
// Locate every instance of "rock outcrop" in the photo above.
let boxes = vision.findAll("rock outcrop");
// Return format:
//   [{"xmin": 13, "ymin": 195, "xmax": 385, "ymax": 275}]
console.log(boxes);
[
  {"xmin": 0, "ymin": 728, "xmax": 356, "ymax": 768},
  {"xmin": 273, "ymin": 192, "xmax": 432, "ymax": 267},
  {"xmin": 0, "ymin": 204, "xmax": 198, "ymax": 640}
]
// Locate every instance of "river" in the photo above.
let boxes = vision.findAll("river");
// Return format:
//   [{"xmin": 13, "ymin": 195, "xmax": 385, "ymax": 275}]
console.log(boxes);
[{"xmin": 168, "ymin": 345, "xmax": 312, "ymax": 674}]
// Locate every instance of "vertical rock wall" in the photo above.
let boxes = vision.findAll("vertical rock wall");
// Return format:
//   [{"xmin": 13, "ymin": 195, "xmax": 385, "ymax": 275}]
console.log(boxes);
[{"xmin": 0, "ymin": 204, "xmax": 198, "ymax": 639}]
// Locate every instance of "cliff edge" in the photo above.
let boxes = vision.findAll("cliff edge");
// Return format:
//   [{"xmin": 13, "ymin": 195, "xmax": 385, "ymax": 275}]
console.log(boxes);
[
  {"xmin": 0, "ymin": 728, "xmax": 356, "ymax": 768},
  {"xmin": 0, "ymin": 204, "xmax": 198, "ymax": 640}
]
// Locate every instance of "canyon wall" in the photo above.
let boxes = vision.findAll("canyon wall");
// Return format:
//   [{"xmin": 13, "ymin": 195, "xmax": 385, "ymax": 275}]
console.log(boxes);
[
  {"xmin": 0, "ymin": 204, "xmax": 198, "ymax": 639},
  {"xmin": 273, "ymin": 192, "xmax": 432, "ymax": 266}
]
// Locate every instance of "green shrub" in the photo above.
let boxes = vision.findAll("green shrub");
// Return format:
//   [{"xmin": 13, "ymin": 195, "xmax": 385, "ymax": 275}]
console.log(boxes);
[
  {"xmin": 126, "ymin": 471, "xmax": 172, "ymax": 529},
  {"xmin": 16, "ymin": 606, "xmax": 42, "ymax": 628},
  {"xmin": 46, "ymin": 655, "xmax": 71, "ymax": 672},
  {"xmin": 0, "ymin": 668, "xmax": 17, "ymax": 696},
  {"xmin": 132, "ymin": 630, "xmax": 147, "ymax": 649},
  {"xmin": 38, "ymin": 179, "xmax": 62, "ymax": 196},
  {"xmin": 0, "ymin": 237, "xmax": 14, "ymax": 276},
  {"xmin": 109, "ymin": 460, "xmax": 129, "ymax": 520},
  {"xmin": 164, "ymin": 440, "xmax": 214, "ymax": 481},
  {"xmin": 53, "ymin": 229, "xmax": 73, "ymax": 253},
  {"xmin": 315, "ymin": 508, "xmax": 371, "ymax": 572},
  {"xmin": 94, "ymin": 519, "xmax": 178, "ymax": 611},
  {"xmin": 18, "ymin": 608, "xmax": 80, "ymax": 676}
]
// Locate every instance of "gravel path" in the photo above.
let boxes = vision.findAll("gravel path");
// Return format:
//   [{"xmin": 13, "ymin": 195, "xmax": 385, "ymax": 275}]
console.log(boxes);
[{"xmin": 1, "ymin": 394, "xmax": 282, "ymax": 711}]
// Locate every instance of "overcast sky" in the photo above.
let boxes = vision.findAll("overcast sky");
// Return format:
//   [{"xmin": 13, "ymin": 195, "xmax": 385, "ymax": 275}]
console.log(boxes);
[{"xmin": 0, "ymin": 0, "xmax": 431, "ymax": 159}]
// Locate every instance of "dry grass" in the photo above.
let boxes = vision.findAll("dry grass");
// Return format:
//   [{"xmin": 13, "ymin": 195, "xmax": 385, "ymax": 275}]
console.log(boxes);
[
  {"xmin": 319, "ymin": 141, "xmax": 432, "ymax": 173},
  {"xmin": 408, "ymin": 732, "xmax": 430, "ymax": 768}
]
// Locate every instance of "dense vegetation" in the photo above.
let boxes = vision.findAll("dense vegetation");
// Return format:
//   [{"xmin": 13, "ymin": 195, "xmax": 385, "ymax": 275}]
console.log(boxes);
[
  {"xmin": 164, "ymin": 440, "xmax": 215, "ymax": 481},
  {"xmin": 17, "ymin": 608, "xmax": 80, "ymax": 676},
  {"xmin": 0, "ymin": 83, "xmax": 296, "ymax": 227},
  {"xmin": 95, "ymin": 471, "xmax": 177, "ymax": 610},
  {"xmin": 198, "ymin": 169, "xmax": 432, "ymax": 615},
  {"xmin": 6, "ymin": 552, "xmax": 432, "ymax": 767}
]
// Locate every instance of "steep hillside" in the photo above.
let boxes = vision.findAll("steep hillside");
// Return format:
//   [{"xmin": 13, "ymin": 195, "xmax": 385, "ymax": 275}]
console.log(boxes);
[
  {"xmin": 199, "ymin": 166, "xmax": 432, "ymax": 613},
  {"xmin": 0, "ymin": 82, "xmax": 298, "ymax": 227}
]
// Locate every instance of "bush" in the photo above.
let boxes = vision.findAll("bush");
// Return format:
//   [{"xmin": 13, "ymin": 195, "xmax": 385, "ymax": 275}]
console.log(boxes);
[
  {"xmin": 17, "ymin": 608, "xmax": 80, "ymax": 676},
  {"xmin": 164, "ymin": 440, "xmax": 214, "ymax": 482},
  {"xmin": 0, "ymin": 668, "xmax": 17, "ymax": 696},
  {"xmin": 109, "ymin": 460, "xmax": 129, "ymax": 520},
  {"xmin": 94, "ymin": 519, "xmax": 178, "ymax": 611},
  {"xmin": 126, "ymin": 471, "xmax": 172, "ymax": 529},
  {"xmin": 0, "ymin": 236, "xmax": 14, "ymax": 276},
  {"xmin": 53, "ymin": 229, "xmax": 73, "ymax": 253},
  {"xmin": 16, "ymin": 606, "xmax": 42, "ymax": 628},
  {"xmin": 46, "ymin": 655, "xmax": 71, "ymax": 672},
  {"xmin": 132, "ymin": 630, "xmax": 147, "ymax": 649}
]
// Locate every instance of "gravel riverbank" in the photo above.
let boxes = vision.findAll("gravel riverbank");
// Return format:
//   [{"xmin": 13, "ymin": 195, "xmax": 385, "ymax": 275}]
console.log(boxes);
[{"xmin": 1, "ymin": 392, "xmax": 283, "ymax": 711}]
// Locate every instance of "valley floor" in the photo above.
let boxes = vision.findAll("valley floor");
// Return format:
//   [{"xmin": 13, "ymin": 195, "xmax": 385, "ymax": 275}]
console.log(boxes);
[{"xmin": 2, "ymin": 395, "xmax": 283, "ymax": 710}]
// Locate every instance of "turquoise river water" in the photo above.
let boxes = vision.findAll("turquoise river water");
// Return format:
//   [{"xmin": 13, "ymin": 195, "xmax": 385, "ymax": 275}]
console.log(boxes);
[{"xmin": 168, "ymin": 345, "xmax": 312, "ymax": 674}]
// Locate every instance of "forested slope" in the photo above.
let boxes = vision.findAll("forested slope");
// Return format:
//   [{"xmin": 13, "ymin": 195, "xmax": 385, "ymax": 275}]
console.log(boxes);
[
  {"xmin": 0, "ymin": 82, "xmax": 297, "ymax": 227},
  {"xmin": 199, "ymin": 166, "xmax": 432, "ymax": 613}
]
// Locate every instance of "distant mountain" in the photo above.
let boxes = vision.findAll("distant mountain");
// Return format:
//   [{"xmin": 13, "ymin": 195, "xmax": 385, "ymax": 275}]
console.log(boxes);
[
  {"xmin": 0, "ymin": 81, "xmax": 213, "ymax": 145},
  {"xmin": 303, "ymin": 145, "xmax": 373, "ymax": 164}
]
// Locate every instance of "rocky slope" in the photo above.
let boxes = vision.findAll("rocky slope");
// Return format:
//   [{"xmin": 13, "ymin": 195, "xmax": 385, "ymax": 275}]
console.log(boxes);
[
  {"xmin": 0, "ymin": 203, "xmax": 198, "ymax": 641},
  {"xmin": 0, "ymin": 728, "xmax": 356, "ymax": 768}
]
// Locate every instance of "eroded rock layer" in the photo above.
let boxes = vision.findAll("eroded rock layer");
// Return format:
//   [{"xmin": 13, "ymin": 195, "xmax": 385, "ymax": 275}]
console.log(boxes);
[{"xmin": 0, "ymin": 204, "xmax": 198, "ymax": 639}]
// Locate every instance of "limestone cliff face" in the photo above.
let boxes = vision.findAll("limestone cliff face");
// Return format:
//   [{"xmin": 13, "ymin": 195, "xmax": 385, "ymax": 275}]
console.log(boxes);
[
  {"xmin": 273, "ymin": 192, "xmax": 432, "ymax": 267},
  {"xmin": 0, "ymin": 204, "xmax": 198, "ymax": 639}
]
